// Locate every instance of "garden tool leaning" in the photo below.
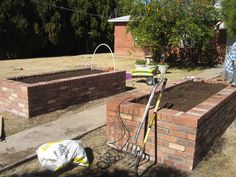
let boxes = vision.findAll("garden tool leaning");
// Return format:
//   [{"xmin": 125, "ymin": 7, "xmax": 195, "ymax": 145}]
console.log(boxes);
[{"xmin": 124, "ymin": 76, "xmax": 166, "ymax": 167}]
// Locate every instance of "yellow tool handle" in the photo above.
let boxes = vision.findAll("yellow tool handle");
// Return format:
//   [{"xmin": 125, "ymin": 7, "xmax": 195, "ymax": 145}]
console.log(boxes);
[
  {"xmin": 143, "ymin": 114, "xmax": 156, "ymax": 144},
  {"xmin": 0, "ymin": 115, "xmax": 3, "ymax": 139},
  {"xmin": 142, "ymin": 78, "xmax": 167, "ymax": 146}
]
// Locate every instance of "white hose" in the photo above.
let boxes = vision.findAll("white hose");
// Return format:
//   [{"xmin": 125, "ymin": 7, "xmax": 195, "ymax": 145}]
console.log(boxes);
[{"xmin": 91, "ymin": 43, "xmax": 116, "ymax": 70}]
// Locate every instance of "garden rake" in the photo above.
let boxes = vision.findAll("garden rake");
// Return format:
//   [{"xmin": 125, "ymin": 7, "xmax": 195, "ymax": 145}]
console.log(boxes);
[
  {"xmin": 124, "ymin": 75, "xmax": 164, "ymax": 166},
  {"xmin": 133, "ymin": 78, "xmax": 167, "ymax": 176}
]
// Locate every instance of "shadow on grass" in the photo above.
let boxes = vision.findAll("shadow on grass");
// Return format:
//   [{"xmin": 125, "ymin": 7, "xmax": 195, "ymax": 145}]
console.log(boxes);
[
  {"xmin": 85, "ymin": 147, "xmax": 94, "ymax": 164},
  {"xmin": 203, "ymin": 136, "xmax": 226, "ymax": 161},
  {"xmin": 5, "ymin": 164, "xmax": 189, "ymax": 177},
  {"xmin": 167, "ymin": 63, "xmax": 208, "ymax": 72},
  {"xmin": 126, "ymin": 86, "xmax": 136, "ymax": 91},
  {"xmin": 136, "ymin": 79, "xmax": 148, "ymax": 84}
]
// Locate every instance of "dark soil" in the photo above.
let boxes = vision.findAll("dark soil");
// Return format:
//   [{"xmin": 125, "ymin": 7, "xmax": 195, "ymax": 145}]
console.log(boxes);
[
  {"xmin": 10, "ymin": 69, "xmax": 104, "ymax": 84},
  {"xmin": 136, "ymin": 81, "xmax": 227, "ymax": 112}
]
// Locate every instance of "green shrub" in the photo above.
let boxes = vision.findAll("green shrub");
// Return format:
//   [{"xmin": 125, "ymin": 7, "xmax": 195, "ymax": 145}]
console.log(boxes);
[{"xmin": 135, "ymin": 59, "xmax": 146, "ymax": 65}]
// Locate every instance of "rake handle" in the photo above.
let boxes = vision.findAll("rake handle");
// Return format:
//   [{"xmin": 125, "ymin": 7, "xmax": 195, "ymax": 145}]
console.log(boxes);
[
  {"xmin": 133, "ymin": 76, "xmax": 164, "ymax": 143},
  {"xmin": 134, "ymin": 78, "xmax": 167, "ymax": 176},
  {"xmin": 143, "ymin": 78, "xmax": 167, "ymax": 146}
]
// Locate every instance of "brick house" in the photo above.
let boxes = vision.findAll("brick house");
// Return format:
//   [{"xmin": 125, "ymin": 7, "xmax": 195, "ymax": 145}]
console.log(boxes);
[
  {"xmin": 108, "ymin": 15, "xmax": 145, "ymax": 58},
  {"xmin": 108, "ymin": 15, "xmax": 228, "ymax": 63}
]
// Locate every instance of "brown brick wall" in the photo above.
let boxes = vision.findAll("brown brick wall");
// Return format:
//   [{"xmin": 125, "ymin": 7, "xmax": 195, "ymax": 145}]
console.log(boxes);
[
  {"xmin": 114, "ymin": 22, "xmax": 144, "ymax": 58},
  {"xmin": 106, "ymin": 79, "xmax": 236, "ymax": 172},
  {"xmin": 0, "ymin": 69, "xmax": 126, "ymax": 118},
  {"xmin": 113, "ymin": 23, "xmax": 226, "ymax": 63},
  {"xmin": 193, "ymin": 87, "xmax": 236, "ymax": 168},
  {"xmin": 0, "ymin": 78, "xmax": 29, "ymax": 117}
]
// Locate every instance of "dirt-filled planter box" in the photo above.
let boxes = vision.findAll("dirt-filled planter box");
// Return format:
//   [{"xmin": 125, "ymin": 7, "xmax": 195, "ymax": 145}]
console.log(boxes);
[
  {"xmin": 106, "ymin": 79, "xmax": 236, "ymax": 172},
  {"xmin": 0, "ymin": 67, "xmax": 126, "ymax": 118}
]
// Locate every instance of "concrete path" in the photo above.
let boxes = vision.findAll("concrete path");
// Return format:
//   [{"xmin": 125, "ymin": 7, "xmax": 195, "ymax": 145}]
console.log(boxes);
[
  {"xmin": 0, "ymin": 105, "xmax": 106, "ymax": 172},
  {"xmin": 0, "ymin": 66, "xmax": 225, "ymax": 173},
  {"xmin": 195, "ymin": 67, "xmax": 224, "ymax": 80}
]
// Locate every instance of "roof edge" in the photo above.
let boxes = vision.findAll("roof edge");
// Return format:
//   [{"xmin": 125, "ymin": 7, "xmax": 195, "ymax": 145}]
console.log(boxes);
[{"xmin": 108, "ymin": 15, "xmax": 131, "ymax": 23}]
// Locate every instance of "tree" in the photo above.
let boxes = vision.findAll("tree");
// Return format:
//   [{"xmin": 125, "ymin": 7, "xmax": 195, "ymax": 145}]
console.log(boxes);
[
  {"xmin": 222, "ymin": 0, "xmax": 236, "ymax": 36},
  {"xmin": 0, "ymin": 0, "xmax": 116, "ymax": 59},
  {"xmin": 128, "ymin": 0, "xmax": 219, "ymax": 66},
  {"xmin": 0, "ymin": 0, "xmax": 45, "ymax": 58},
  {"xmin": 115, "ymin": 0, "xmax": 135, "ymax": 16}
]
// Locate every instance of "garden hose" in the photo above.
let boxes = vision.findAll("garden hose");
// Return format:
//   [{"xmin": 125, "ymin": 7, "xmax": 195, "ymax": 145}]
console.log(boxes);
[{"xmin": 96, "ymin": 97, "xmax": 135, "ymax": 169}]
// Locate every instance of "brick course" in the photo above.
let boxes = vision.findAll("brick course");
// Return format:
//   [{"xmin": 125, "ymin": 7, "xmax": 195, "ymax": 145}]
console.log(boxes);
[
  {"xmin": 0, "ymin": 68, "xmax": 126, "ymax": 118},
  {"xmin": 106, "ymin": 79, "xmax": 236, "ymax": 172}
]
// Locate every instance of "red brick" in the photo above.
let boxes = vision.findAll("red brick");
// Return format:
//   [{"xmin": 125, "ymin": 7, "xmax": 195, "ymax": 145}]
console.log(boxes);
[
  {"xmin": 187, "ymin": 134, "xmax": 196, "ymax": 141},
  {"xmin": 173, "ymin": 114, "xmax": 198, "ymax": 127},
  {"xmin": 157, "ymin": 127, "xmax": 169, "ymax": 134},
  {"xmin": 125, "ymin": 119, "xmax": 140, "ymax": 127},
  {"xmin": 169, "ymin": 130, "xmax": 187, "ymax": 139},
  {"xmin": 106, "ymin": 101, "xmax": 119, "ymax": 111},
  {"xmin": 185, "ymin": 147, "xmax": 195, "ymax": 154},
  {"xmin": 169, "ymin": 143, "xmax": 185, "ymax": 151},
  {"xmin": 175, "ymin": 151, "xmax": 186, "ymax": 158},
  {"xmin": 157, "ymin": 139, "xmax": 169, "ymax": 147},
  {"xmin": 165, "ymin": 123, "xmax": 177, "ymax": 130},
  {"xmin": 107, "ymin": 110, "xmax": 118, "ymax": 117},
  {"xmin": 159, "ymin": 135, "xmax": 177, "ymax": 143}
]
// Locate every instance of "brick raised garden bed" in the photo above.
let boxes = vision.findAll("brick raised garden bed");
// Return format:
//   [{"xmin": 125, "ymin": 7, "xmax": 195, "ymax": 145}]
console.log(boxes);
[
  {"xmin": 106, "ymin": 79, "xmax": 236, "ymax": 172},
  {"xmin": 0, "ymin": 67, "xmax": 126, "ymax": 118}
]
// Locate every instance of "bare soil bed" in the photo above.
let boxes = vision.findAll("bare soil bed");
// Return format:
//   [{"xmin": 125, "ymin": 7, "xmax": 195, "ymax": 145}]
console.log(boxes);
[
  {"xmin": 11, "ymin": 69, "xmax": 104, "ymax": 84},
  {"xmin": 136, "ymin": 81, "xmax": 226, "ymax": 112}
]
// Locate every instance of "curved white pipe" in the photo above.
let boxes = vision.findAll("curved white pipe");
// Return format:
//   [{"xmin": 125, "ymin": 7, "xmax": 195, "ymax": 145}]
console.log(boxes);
[{"xmin": 91, "ymin": 43, "xmax": 116, "ymax": 70}]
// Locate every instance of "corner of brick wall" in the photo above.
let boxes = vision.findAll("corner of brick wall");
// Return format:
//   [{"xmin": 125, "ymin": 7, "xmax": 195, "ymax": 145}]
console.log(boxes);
[
  {"xmin": 0, "ymin": 70, "xmax": 126, "ymax": 118},
  {"xmin": 0, "ymin": 78, "xmax": 29, "ymax": 117},
  {"xmin": 106, "ymin": 80, "xmax": 199, "ymax": 172},
  {"xmin": 27, "ymin": 70, "xmax": 126, "ymax": 117},
  {"xmin": 193, "ymin": 86, "xmax": 236, "ymax": 168},
  {"xmin": 106, "ymin": 80, "xmax": 236, "ymax": 172}
]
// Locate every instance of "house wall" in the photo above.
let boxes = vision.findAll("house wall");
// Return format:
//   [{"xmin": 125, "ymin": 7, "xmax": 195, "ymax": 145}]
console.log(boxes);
[{"xmin": 114, "ymin": 22, "xmax": 144, "ymax": 58}]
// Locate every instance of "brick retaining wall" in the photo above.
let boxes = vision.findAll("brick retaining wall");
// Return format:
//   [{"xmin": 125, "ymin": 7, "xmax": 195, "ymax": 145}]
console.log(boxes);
[
  {"xmin": 106, "ymin": 79, "xmax": 236, "ymax": 171},
  {"xmin": 0, "ymin": 68, "xmax": 126, "ymax": 118}
]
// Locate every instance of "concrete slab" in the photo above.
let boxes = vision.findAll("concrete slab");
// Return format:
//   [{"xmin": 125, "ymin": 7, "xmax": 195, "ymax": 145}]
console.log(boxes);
[
  {"xmin": 0, "ymin": 105, "xmax": 106, "ymax": 172},
  {"xmin": 195, "ymin": 67, "xmax": 224, "ymax": 80}
]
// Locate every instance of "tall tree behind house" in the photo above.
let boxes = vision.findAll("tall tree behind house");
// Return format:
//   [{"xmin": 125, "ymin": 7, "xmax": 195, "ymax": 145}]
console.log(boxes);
[{"xmin": 0, "ymin": 0, "xmax": 116, "ymax": 59}]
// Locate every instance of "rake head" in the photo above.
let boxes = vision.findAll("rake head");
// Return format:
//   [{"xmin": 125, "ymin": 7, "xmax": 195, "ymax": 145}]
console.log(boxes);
[
  {"xmin": 97, "ymin": 148, "xmax": 124, "ymax": 169},
  {"xmin": 123, "ymin": 142, "xmax": 150, "ymax": 168}
]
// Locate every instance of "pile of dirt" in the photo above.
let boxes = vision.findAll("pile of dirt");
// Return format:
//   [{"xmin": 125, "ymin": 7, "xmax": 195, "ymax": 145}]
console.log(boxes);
[
  {"xmin": 11, "ymin": 69, "xmax": 104, "ymax": 84},
  {"xmin": 136, "ymin": 81, "xmax": 226, "ymax": 112}
]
